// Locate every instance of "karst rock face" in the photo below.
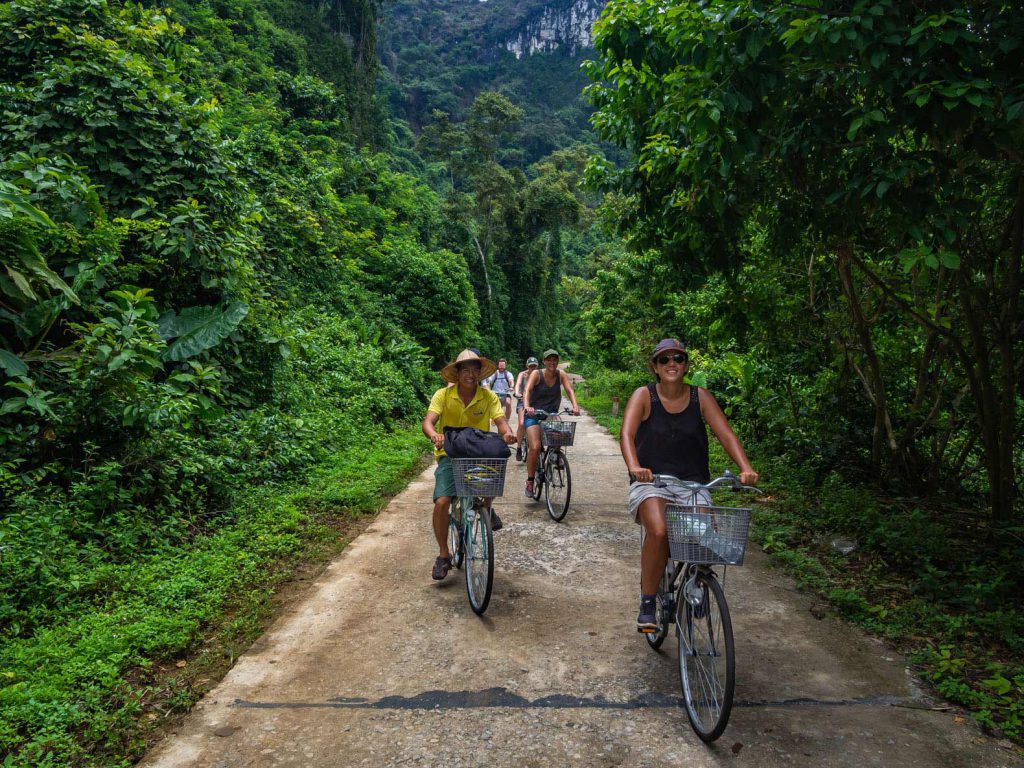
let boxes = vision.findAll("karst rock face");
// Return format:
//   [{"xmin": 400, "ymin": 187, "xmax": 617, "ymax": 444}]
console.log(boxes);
[{"xmin": 501, "ymin": 0, "xmax": 606, "ymax": 59}]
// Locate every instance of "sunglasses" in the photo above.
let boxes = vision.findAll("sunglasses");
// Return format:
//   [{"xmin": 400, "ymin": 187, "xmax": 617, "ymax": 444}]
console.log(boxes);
[{"xmin": 656, "ymin": 353, "xmax": 688, "ymax": 365}]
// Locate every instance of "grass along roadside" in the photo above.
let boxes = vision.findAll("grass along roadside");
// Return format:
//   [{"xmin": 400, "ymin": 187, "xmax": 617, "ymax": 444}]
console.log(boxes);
[
  {"xmin": 0, "ymin": 425, "xmax": 431, "ymax": 768},
  {"xmin": 579, "ymin": 393, "xmax": 1024, "ymax": 747}
]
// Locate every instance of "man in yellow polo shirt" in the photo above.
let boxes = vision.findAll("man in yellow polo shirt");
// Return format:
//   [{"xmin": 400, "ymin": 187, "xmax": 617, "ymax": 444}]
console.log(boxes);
[{"xmin": 422, "ymin": 349, "xmax": 517, "ymax": 581}]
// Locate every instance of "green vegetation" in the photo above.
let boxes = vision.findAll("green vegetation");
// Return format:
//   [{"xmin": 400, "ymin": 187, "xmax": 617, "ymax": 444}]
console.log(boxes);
[
  {"xmin": 416, "ymin": 92, "xmax": 596, "ymax": 358},
  {"xmin": 0, "ymin": 0, "xmax": 472, "ymax": 763},
  {"xmin": 1, "ymin": 427, "xmax": 426, "ymax": 767}
]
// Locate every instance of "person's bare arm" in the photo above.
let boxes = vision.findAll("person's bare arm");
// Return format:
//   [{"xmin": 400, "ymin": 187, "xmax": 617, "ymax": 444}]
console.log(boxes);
[
  {"xmin": 422, "ymin": 411, "xmax": 445, "ymax": 451},
  {"xmin": 494, "ymin": 416, "xmax": 516, "ymax": 444},
  {"xmin": 523, "ymin": 370, "xmax": 539, "ymax": 413},
  {"xmin": 559, "ymin": 370, "xmax": 581, "ymax": 414},
  {"xmin": 513, "ymin": 372, "xmax": 526, "ymax": 399},
  {"xmin": 620, "ymin": 387, "xmax": 652, "ymax": 482},
  {"xmin": 698, "ymin": 388, "xmax": 758, "ymax": 485}
]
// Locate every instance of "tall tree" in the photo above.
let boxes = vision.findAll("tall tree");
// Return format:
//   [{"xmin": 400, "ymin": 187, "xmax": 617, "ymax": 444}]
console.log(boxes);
[{"xmin": 586, "ymin": 0, "xmax": 1023, "ymax": 521}]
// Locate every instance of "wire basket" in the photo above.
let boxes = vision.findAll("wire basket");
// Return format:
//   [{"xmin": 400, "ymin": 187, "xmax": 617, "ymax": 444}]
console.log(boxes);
[
  {"xmin": 540, "ymin": 420, "xmax": 576, "ymax": 447},
  {"xmin": 665, "ymin": 504, "xmax": 751, "ymax": 565},
  {"xmin": 450, "ymin": 457, "xmax": 508, "ymax": 498}
]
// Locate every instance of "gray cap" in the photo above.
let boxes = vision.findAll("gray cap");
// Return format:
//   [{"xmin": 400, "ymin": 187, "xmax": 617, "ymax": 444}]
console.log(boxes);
[
  {"xmin": 542, "ymin": 348, "xmax": 559, "ymax": 359},
  {"xmin": 525, "ymin": 357, "xmax": 539, "ymax": 366}
]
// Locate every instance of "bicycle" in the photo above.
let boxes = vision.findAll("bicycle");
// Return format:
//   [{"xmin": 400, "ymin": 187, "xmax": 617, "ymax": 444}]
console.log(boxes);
[
  {"xmin": 447, "ymin": 456, "xmax": 508, "ymax": 615},
  {"xmin": 529, "ymin": 408, "xmax": 576, "ymax": 522},
  {"xmin": 514, "ymin": 392, "xmax": 527, "ymax": 463},
  {"xmin": 636, "ymin": 470, "xmax": 760, "ymax": 742}
]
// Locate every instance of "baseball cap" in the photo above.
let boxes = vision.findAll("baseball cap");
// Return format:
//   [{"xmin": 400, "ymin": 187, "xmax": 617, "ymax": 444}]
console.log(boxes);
[
  {"xmin": 542, "ymin": 348, "xmax": 559, "ymax": 359},
  {"xmin": 525, "ymin": 356, "xmax": 539, "ymax": 366},
  {"xmin": 651, "ymin": 338, "xmax": 687, "ymax": 359}
]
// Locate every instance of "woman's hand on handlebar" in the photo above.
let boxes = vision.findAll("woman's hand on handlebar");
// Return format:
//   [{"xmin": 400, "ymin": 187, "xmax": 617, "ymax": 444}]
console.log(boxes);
[
  {"xmin": 525, "ymin": 407, "xmax": 535, "ymax": 416},
  {"xmin": 570, "ymin": 406, "xmax": 580, "ymax": 416},
  {"xmin": 738, "ymin": 469, "xmax": 759, "ymax": 486},
  {"xmin": 430, "ymin": 433, "xmax": 445, "ymax": 450},
  {"xmin": 628, "ymin": 466, "xmax": 653, "ymax": 483}
]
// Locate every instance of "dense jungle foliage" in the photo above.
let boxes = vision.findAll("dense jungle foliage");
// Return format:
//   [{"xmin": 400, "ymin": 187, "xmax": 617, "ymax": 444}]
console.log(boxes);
[
  {"xmin": 579, "ymin": 0, "xmax": 1023, "ymax": 739},
  {"xmin": 0, "ymin": 0, "xmax": 478, "ymax": 763}
]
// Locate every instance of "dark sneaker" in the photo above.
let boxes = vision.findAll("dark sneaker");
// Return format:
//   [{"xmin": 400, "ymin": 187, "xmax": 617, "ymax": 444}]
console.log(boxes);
[
  {"xmin": 490, "ymin": 509, "xmax": 503, "ymax": 531},
  {"xmin": 637, "ymin": 598, "xmax": 658, "ymax": 633},
  {"xmin": 524, "ymin": 479, "xmax": 534, "ymax": 498},
  {"xmin": 432, "ymin": 556, "xmax": 453, "ymax": 581},
  {"xmin": 515, "ymin": 445, "xmax": 524, "ymax": 462}
]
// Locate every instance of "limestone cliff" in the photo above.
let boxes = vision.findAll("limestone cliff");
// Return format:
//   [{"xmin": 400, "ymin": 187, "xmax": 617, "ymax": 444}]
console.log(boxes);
[{"xmin": 502, "ymin": 0, "xmax": 605, "ymax": 59}]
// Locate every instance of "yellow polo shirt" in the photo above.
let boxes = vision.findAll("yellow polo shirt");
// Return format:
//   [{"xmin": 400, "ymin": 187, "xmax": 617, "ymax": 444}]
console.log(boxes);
[{"xmin": 427, "ymin": 385, "xmax": 504, "ymax": 458}]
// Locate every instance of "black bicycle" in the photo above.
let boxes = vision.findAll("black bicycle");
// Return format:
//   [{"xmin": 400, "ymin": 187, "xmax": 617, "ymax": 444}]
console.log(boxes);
[
  {"xmin": 638, "ymin": 471, "xmax": 760, "ymax": 742},
  {"xmin": 529, "ymin": 408, "xmax": 576, "ymax": 521}
]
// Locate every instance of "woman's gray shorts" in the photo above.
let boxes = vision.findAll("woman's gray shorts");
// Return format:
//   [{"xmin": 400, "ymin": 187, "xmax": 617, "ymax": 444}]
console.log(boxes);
[{"xmin": 628, "ymin": 478, "xmax": 711, "ymax": 523}]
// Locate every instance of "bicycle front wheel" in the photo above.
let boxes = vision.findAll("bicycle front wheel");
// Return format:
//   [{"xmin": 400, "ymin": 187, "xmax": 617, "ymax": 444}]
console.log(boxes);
[
  {"xmin": 448, "ymin": 498, "xmax": 465, "ymax": 569},
  {"xmin": 465, "ymin": 507, "xmax": 494, "ymax": 615},
  {"xmin": 543, "ymin": 451, "xmax": 571, "ymax": 521},
  {"xmin": 676, "ymin": 571, "xmax": 734, "ymax": 742}
]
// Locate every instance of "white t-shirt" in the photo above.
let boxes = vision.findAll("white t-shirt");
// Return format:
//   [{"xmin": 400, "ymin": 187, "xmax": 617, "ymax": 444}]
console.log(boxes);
[{"xmin": 484, "ymin": 370, "xmax": 514, "ymax": 395}]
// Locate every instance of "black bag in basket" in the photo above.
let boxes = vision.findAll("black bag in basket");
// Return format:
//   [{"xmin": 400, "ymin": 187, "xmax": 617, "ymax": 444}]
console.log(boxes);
[{"xmin": 443, "ymin": 427, "xmax": 511, "ymax": 459}]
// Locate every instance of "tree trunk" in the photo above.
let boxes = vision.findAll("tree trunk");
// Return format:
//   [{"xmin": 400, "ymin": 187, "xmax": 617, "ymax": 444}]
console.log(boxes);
[{"xmin": 837, "ymin": 244, "xmax": 895, "ymax": 470}]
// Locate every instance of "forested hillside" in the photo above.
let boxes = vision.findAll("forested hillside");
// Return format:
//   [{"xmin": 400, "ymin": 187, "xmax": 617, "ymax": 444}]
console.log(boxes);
[{"xmin": 380, "ymin": 0, "xmax": 604, "ymax": 162}]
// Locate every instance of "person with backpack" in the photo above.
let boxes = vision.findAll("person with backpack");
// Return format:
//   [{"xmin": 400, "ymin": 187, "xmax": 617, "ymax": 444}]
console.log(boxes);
[
  {"xmin": 423, "ymin": 350, "xmax": 517, "ymax": 581},
  {"xmin": 483, "ymin": 358, "xmax": 515, "ymax": 420}
]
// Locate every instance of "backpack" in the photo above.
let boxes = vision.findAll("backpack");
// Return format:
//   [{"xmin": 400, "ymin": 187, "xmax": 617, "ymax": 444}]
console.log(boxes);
[{"xmin": 443, "ymin": 427, "xmax": 511, "ymax": 459}]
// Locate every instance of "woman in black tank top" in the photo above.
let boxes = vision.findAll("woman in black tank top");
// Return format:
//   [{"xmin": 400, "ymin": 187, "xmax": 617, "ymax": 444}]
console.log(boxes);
[
  {"xmin": 522, "ymin": 350, "xmax": 581, "ymax": 497},
  {"xmin": 619, "ymin": 339, "xmax": 758, "ymax": 633}
]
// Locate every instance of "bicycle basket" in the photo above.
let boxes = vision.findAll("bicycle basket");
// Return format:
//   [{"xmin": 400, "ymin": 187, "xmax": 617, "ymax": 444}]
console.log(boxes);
[
  {"xmin": 450, "ymin": 457, "xmax": 508, "ymax": 498},
  {"xmin": 540, "ymin": 420, "xmax": 576, "ymax": 447},
  {"xmin": 665, "ymin": 504, "xmax": 751, "ymax": 565}
]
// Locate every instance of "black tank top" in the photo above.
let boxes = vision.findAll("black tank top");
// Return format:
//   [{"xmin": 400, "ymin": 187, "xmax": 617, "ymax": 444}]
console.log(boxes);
[
  {"xmin": 531, "ymin": 370, "xmax": 562, "ymax": 412},
  {"xmin": 634, "ymin": 384, "xmax": 710, "ymax": 483}
]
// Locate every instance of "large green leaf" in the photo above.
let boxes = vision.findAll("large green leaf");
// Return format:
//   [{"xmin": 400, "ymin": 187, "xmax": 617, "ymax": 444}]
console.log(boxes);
[
  {"xmin": 158, "ymin": 302, "xmax": 249, "ymax": 362},
  {"xmin": 0, "ymin": 349, "xmax": 28, "ymax": 377}
]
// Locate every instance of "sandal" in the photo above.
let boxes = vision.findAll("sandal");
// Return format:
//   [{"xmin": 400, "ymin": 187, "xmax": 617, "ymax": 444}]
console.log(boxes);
[{"xmin": 432, "ymin": 555, "xmax": 453, "ymax": 581}]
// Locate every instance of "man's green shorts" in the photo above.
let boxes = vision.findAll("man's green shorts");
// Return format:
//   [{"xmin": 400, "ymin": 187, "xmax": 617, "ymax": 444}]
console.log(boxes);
[{"xmin": 433, "ymin": 455, "xmax": 456, "ymax": 501}]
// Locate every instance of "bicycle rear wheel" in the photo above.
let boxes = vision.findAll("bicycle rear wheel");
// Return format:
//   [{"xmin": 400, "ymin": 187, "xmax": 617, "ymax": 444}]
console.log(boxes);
[
  {"xmin": 465, "ymin": 506, "xmax": 494, "ymax": 615},
  {"xmin": 448, "ymin": 498, "xmax": 465, "ymax": 569},
  {"xmin": 544, "ymin": 451, "xmax": 571, "ymax": 521},
  {"xmin": 676, "ymin": 571, "xmax": 734, "ymax": 742}
]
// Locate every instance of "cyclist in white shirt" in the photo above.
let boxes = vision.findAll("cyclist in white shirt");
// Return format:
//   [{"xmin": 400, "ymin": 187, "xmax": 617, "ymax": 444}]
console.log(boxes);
[{"xmin": 483, "ymin": 358, "xmax": 515, "ymax": 421}]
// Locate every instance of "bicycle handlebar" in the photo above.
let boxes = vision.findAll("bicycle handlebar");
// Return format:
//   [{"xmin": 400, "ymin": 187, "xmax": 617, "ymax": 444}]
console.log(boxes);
[
  {"xmin": 531, "ymin": 407, "xmax": 577, "ymax": 420},
  {"xmin": 638, "ymin": 469, "xmax": 762, "ymax": 495}
]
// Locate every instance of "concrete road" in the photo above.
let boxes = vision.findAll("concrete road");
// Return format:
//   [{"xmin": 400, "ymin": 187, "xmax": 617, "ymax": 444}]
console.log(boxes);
[{"xmin": 141, "ymin": 411, "xmax": 1021, "ymax": 768}]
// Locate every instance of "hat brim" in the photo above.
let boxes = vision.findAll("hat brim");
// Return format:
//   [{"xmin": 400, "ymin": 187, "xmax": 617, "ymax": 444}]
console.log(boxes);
[{"xmin": 441, "ymin": 356, "xmax": 497, "ymax": 383}]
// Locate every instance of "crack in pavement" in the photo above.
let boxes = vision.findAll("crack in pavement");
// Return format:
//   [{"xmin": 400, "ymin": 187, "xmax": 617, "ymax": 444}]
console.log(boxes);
[{"xmin": 233, "ymin": 686, "xmax": 927, "ymax": 712}]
